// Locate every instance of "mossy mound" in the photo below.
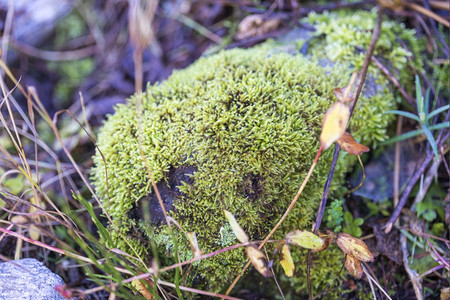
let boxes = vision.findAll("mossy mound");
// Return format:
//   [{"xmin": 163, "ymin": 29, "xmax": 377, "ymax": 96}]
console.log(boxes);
[{"xmin": 91, "ymin": 9, "xmax": 420, "ymax": 295}]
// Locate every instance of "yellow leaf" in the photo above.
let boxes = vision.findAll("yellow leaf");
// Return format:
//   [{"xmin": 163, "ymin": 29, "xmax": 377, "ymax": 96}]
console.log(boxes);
[
  {"xmin": 280, "ymin": 244, "xmax": 294, "ymax": 277},
  {"xmin": 11, "ymin": 215, "xmax": 27, "ymax": 224},
  {"xmin": 336, "ymin": 233, "xmax": 374, "ymax": 262},
  {"xmin": 223, "ymin": 210, "xmax": 249, "ymax": 243},
  {"xmin": 29, "ymin": 197, "xmax": 45, "ymax": 213},
  {"xmin": 286, "ymin": 230, "xmax": 325, "ymax": 250},
  {"xmin": 320, "ymin": 102, "xmax": 350, "ymax": 150},
  {"xmin": 235, "ymin": 14, "xmax": 280, "ymax": 41},
  {"xmin": 245, "ymin": 245, "xmax": 272, "ymax": 277},
  {"xmin": 29, "ymin": 224, "xmax": 40, "ymax": 241},
  {"xmin": 186, "ymin": 232, "xmax": 203, "ymax": 259},
  {"xmin": 345, "ymin": 254, "xmax": 363, "ymax": 279},
  {"xmin": 337, "ymin": 132, "xmax": 370, "ymax": 155}
]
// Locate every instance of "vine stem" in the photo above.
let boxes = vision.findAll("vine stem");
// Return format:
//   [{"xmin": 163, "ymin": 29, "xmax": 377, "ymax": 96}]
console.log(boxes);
[
  {"xmin": 224, "ymin": 146, "xmax": 323, "ymax": 297},
  {"xmin": 307, "ymin": 7, "xmax": 384, "ymax": 300}
]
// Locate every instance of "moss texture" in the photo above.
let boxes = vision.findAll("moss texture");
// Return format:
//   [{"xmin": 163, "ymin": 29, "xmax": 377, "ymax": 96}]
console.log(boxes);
[{"xmin": 91, "ymin": 9, "xmax": 420, "ymax": 296}]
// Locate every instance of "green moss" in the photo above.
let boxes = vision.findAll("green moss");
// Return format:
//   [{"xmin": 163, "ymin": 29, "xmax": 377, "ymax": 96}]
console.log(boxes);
[{"xmin": 91, "ymin": 9, "xmax": 421, "ymax": 296}]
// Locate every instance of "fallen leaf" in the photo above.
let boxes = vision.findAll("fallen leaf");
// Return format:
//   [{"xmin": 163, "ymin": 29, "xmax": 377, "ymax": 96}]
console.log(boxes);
[
  {"xmin": 336, "ymin": 233, "xmax": 374, "ymax": 262},
  {"xmin": 441, "ymin": 287, "xmax": 450, "ymax": 300},
  {"xmin": 235, "ymin": 14, "xmax": 280, "ymax": 41},
  {"xmin": 223, "ymin": 210, "xmax": 249, "ymax": 243},
  {"xmin": 286, "ymin": 230, "xmax": 325, "ymax": 250},
  {"xmin": 320, "ymin": 102, "xmax": 350, "ymax": 150},
  {"xmin": 246, "ymin": 245, "xmax": 272, "ymax": 277},
  {"xmin": 186, "ymin": 232, "xmax": 203, "ymax": 259},
  {"xmin": 334, "ymin": 87, "xmax": 355, "ymax": 104},
  {"xmin": 29, "ymin": 224, "xmax": 40, "ymax": 241},
  {"xmin": 132, "ymin": 278, "xmax": 154, "ymax": 300},
  {"xmin": 337, "ymin": 132, "xmax": 370, "ymax": 155},
  {"xmin": 11, "ymin": 215, "xmax": 27, "ymax": 224},
  {"xmin": 279, "ymin": 243, "xmax": 295, "ymax": 277},
  {"xmin": 345, "ymin": 255, "xmax": 363, "ymax": 279}
]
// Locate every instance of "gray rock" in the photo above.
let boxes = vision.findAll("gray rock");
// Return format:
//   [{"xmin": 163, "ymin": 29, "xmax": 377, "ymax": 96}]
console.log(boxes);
[{"xmin": 0, "ymin": 258, "xmax": 65, "ymax": 300}]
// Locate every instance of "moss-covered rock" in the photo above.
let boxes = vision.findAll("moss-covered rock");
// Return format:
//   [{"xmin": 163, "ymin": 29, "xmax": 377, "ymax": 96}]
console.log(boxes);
[{"xmin": 91, "ymin": 9, "xmax": 420, "ymax": 296}]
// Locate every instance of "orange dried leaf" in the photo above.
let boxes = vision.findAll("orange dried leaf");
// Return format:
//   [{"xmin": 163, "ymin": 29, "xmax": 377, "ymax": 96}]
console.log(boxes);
[
  {"xmin": 223, "ymin": 210, "xmax": 249, "ymax": 243},
  {"xmin": 235, "ymin": 15, "xmax": 280, "ymax": 41},
  {"xmin": 337, "ymin": 132, "xmax": 370, "ymax": 155},
  {"xmin": 131, "ymin": 278, "xmax": 154, "ymax": 300},
  {"xmin": 286, "ymin": 230, "xmax": 325, "ymax": 250},
  {"xmin": 345, "ymin": 255, "xmax": 364, "ymax": 279},
  {"xmin": 336, "ymin": 233, "xmax": 374, "ymax": 262},
  {"xmin": 186, "ymin": 232, "xmax": 203, "ymax": 259},
  {"xmin": 29, "ymin": 224, "xmax": 40, "ymax": 241},
  {"xmin": 245, "ymin": 245, "xmax": 272, "ymax": 277},
  {"xmin": 320, "ymin": 102, "xmax": 350, "ymax": 150},
  {"xmin": 280, "ymin": 244, "xmax": 295, "ymax": 277},
  {"xmin": 377, "ymin": 0, "xmax": 406, "ymax": 11},
  {"xmin": 334, "ymin": 87, "xmax": 355, "ymax": 104}
]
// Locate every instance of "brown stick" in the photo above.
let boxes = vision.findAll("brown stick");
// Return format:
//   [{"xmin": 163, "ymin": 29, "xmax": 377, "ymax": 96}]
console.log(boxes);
[
  {"xmin": 370, "ymin": 56, "xmax": 415, "ymax": 107},
  {"xmin": 384, "ymin": 129, "xmax": 449, "ymax": 233},
  {"xmin": 407, "ymin": 2, "xmax": 450, "ymax": 27}
]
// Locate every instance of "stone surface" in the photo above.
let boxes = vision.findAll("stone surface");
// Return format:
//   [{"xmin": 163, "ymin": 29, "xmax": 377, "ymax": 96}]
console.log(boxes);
[{"xmin": 0, "ymin": 258, "xmax": 65, "ymax": 300}]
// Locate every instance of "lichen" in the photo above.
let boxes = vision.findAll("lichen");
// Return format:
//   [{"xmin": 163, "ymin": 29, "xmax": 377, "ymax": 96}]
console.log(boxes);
[{"xmin": 91, "ymin": 9, "xmax": 421, "ymax": 296}]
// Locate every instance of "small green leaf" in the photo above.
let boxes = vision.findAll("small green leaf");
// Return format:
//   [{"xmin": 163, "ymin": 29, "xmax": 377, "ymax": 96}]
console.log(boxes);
[
  {"xmin": 380, "ymin": 122, "xmax": 449, "ymax": 146},
  {"xmin": 280, "ymin": 244, "xmax": 295, "ymax": 277},
  {"xmin": 286, "ymin": 230, "xmax": 325, "ymax": 250},
  {"xmin": 415, "ymin": 75, "xmax": 424, "ymax": 114},
  {"xmin": 385, "ymin": 110, "xmax": 420, "ymax": 122},
  {"xmin": 426, "ymin": 104, "xmax": 449, "ymax": 121},
  {"xmin": 4, "ymin": 175, "xmax": 25, "ymax": 195},
  {"xmin": 421, "ymin": 125, "xmax": 439, "ymax": 160}
]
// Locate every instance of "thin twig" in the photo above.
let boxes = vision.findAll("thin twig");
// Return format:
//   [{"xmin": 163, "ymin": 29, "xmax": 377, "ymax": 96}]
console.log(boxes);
[
  {"xmin": 410, "ymin": 156, "xmax": 440, "ymax": 210},
  {"xmin": 384, "ymin": 130, "xmax": 449, "ymax": 233},
  {"xmin": 10, "ymin": 38, "xmax": 97, "ymax": 62},
  {"xmin": 312, "ymin": 6, "xmax": 384, "ymax": 234},
  {"xmin": 362, "ymin": 264, "xmax": 393, "ymax": 300},
  {"xmin": 370, "ymin": 56, "xmax": 415, "ymax": 107},
  {"xmin": 422, "ymin": 0, "xmax": 449, "ymax": 56},
  {"xmin": 157, "ymin": 280, "xmax": 243, "ymax": 300},
  {"xmin": 429, "ymin": 0, "xmax": 450, "ymax": 11},
  {"xmin": 264, "ymin": 247, "xmax": 286, "ymax": 300},
  {"xmin": 406, "ymin": 2, "xmax": 450, "ymax": 27},
  {"xmin": 308, "ymin": 8, "xmax": 384, "ymax": 299},
  {"xmin": 400, "ymin": 233, "xmax": 423, "ymax": 300},
  {"xmin": 224, "ymin": 146, "xmax": 323, "ymax": 296},
  {"xmin": 0, "ymin": 0, "xmax": 14, "ymax": 73}
]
